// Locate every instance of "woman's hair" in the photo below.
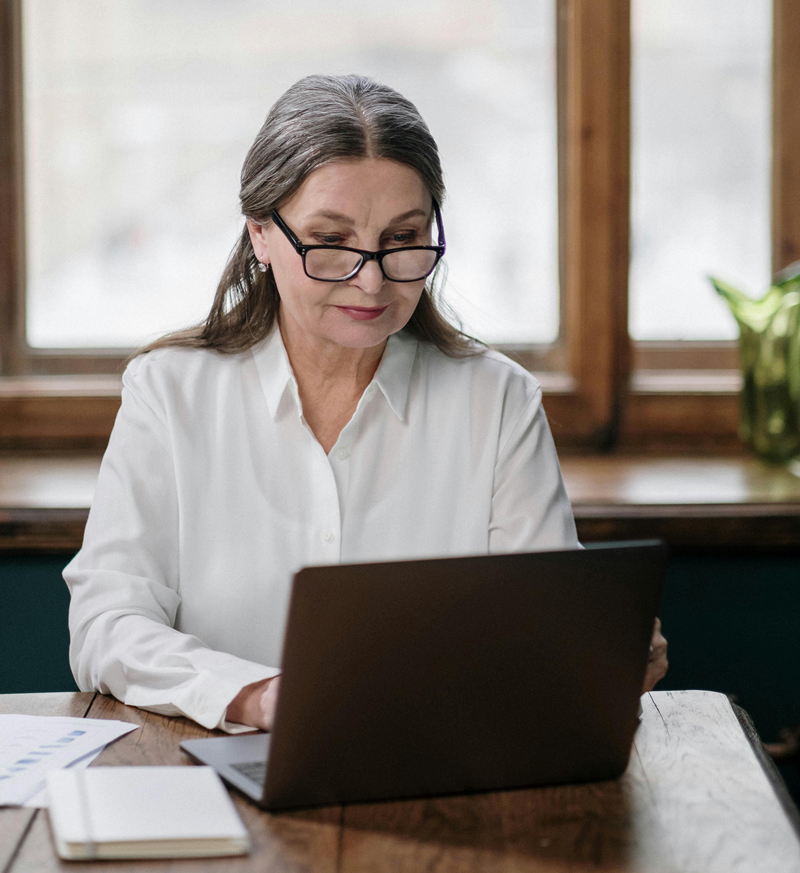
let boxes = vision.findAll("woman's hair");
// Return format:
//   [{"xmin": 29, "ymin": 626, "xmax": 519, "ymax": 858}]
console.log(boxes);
[{"xmin": 138, "ymin": 74, "xmax": 476, "ymax": 358}]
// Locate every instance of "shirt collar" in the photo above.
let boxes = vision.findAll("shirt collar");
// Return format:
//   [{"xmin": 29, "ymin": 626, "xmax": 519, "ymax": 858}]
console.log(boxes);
[
  {"xmin": 372, "ymin": 330, "xmax": 418, "ymax": 422},
  {"xmin": 251, "ymin": 327, "xmax": 419, "ymax": 423},
  {"xmin": 251, "ymin": 327, "xmax": 295, "ymax": 421}
]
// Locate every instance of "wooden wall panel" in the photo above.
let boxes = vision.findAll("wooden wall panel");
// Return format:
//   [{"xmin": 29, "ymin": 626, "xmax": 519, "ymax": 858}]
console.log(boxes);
[
  {"xmin": 0, "ymin": 379, "xmax": 120, "ymax": 448},
  {"xmin": 562, "ymin": 0, "xmax": 631, "ymax": 446},
  {"xmin": 772, "ymin": 0, "xmax": 800, "ymax": 273},
  {"xmin": 0, "ymin": 0, "xmax": 23, "ymax": 376},
  {"xmin": 620, "ymin": 393, "xmax": 741, "ymax": 452}
]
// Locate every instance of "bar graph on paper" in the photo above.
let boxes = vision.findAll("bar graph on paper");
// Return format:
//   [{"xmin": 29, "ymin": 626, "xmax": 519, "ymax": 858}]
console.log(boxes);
[{"xmin": 0, "ymin": 715, "xmax": 137, "ymax": 806}]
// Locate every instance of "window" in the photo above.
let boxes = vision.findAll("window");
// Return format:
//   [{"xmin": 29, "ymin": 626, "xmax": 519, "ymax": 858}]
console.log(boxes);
[
  {"xmin": 626, "ymin": 0, "xmax": 800, "ymax": 449},
  {"xmin": 630, "ymin": 0, "xmax": 772, "ymax": 343},
  {"xmin": 21, "ymin": 0, "xmax": 560, "ymax": 351},
  {"xmin": 2, "ymin": 0, "xmax": 800, "ymax": 451}
]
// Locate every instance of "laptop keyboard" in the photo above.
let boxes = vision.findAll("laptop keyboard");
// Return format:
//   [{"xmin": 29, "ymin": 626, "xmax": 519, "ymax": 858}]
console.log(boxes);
[{"xmin": 232, "ymin": 760, "xmax": 267, "ymax": 785}]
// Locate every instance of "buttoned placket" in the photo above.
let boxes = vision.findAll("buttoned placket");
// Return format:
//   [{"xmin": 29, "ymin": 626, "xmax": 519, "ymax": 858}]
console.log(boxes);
[
  {"xmin": 288, "ymin": 380, "xmax": 343, "ymax": 565},
  {"xmin": 326, "ymin": 382, "xmax": 378, "ymax": 549},
  {"xmin": 266, "ymin": 341, "xmax": 391, "ymax": 569},
  {"xmin": 313, "ymin": 455, "xmax": 341, "ymax": 563}
]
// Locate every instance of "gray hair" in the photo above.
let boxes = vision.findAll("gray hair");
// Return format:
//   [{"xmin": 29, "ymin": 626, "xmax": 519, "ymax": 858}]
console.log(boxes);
[{"xmin": 241, "ymin": 74, "xmax": 445, "ymax": 221}]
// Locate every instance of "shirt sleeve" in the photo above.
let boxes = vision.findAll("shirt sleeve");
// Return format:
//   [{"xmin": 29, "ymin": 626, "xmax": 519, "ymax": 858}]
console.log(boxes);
[
  {"xmin": 64, "ymin": 358, "xmax": 279, "ymax": 732},
  {"xmin": 488, "ymin": 385, "xmax": 580, "ymax": 553}
]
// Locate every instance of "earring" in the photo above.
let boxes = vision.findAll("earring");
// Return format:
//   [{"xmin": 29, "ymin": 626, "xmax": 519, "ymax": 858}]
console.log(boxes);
[{"xmin": 257, "ymin": 261, "xmax": 268, "ymax": 273}]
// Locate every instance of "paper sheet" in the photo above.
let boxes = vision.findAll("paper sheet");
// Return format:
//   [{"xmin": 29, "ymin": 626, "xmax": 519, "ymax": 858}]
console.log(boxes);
[
  {"xmin": 0, "ymin": 715, "xmax": 138, "ymax": 806},
  {"xmin": 23, "ymin": 747, "xmax": 104, "ymax": 808}
]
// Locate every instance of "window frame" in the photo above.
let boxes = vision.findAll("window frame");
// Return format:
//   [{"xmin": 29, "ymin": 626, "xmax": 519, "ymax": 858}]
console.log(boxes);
[
  {"xmin": 623, "ymin": 0, "xmax": 800, "ymax": 452},
  {"xmin": 1, "ymin": 0, "xmax": 798, "ymax": 451}
]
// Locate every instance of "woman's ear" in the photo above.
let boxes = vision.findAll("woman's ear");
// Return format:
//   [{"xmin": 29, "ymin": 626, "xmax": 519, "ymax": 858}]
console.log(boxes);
[{"xmin": 246, "ymin": 218, "xmax": 270, "ymax": 267}]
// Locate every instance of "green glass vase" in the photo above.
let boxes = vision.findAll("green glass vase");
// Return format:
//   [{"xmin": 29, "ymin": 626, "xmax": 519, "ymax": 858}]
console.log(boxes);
[{"xmin": 709, "ymin": 269, "xmax": 800, "ymax": 461}]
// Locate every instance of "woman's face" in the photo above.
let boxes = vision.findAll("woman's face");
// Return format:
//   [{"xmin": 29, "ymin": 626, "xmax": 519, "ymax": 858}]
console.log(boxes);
[{"xmin": 247, "ymin": 158, "xmax": 434, "ymax": 353}]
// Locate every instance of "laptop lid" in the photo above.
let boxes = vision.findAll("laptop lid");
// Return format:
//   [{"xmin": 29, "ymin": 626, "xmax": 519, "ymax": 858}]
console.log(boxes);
[{"xmin": 260, "ymin": 540, "xmax": 667, "ymax": 810}]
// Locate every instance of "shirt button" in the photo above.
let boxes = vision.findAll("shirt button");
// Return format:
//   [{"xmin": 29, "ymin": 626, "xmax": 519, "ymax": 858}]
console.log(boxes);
[
  {"xmin": 322, "ymin": 530, "xmax": 335, "ymax": 543},
  {"xmin": 336, "ymin": 448, "xmax": 350, "ymax": 460}
]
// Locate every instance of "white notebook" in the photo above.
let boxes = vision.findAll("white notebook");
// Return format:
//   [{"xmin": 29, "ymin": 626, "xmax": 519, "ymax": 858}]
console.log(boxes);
[{"xmin": 46, "ymin": 766, "xmax": 250, "ymax": 860}]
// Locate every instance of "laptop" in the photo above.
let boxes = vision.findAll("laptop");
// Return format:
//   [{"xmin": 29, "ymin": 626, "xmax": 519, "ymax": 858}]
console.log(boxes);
[{"xmin": 181, "ymin": 540, "xmax": 667, "ymax": 810}]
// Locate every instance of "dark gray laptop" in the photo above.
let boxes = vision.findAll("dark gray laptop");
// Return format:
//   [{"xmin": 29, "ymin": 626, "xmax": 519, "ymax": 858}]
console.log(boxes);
[{"xmin": 181, "ymin": 540, "xmax": 666, "ymax": 810}]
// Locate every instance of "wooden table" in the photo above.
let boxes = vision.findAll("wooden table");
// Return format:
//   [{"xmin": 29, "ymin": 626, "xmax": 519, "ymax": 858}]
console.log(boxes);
[{"xmin": 2, "ymin": 690, "xmax": 799, "ymax": 872}]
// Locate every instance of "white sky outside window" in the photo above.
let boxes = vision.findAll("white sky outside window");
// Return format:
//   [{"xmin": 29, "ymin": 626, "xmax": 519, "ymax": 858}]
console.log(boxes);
[
  {"xmin": 23, "ymin": 0, "xmax": 559, "ymax": 349},
  {"xmin": 629, "ymin": 0, "xmax": 772, "ymax": 341}
]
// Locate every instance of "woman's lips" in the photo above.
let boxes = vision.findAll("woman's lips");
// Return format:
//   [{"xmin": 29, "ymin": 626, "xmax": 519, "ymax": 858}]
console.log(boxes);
[{"xmin": 334, "ymin": 305, "xmax": 388, "ymax": 321}]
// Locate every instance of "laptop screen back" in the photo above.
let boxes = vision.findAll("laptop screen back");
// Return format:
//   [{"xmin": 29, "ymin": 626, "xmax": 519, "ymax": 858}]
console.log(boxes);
[{"xmin": 261, "ymin": 541, "xmax": 666, "ymax": 810}]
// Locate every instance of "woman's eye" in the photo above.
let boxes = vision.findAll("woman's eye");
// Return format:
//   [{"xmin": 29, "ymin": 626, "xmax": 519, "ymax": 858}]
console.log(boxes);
[
  {"xmin": 386, "ymin": 231, "xmax": 417, "ymax": 246},
  {"xmin": 314, "ymin": 234, "xmax": 345, "ymax": 245}
]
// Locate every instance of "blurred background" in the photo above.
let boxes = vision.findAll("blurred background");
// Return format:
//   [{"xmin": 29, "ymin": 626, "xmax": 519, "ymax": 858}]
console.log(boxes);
[{"xmin": 22, "ymin": 0, "xmax": 769, "ymax": 349}]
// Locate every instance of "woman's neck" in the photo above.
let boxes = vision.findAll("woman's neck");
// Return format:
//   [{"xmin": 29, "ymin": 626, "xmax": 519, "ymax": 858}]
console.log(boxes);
[{"xmin": 279, "ymin": 319, "xmax": 386, "ymax": 454}]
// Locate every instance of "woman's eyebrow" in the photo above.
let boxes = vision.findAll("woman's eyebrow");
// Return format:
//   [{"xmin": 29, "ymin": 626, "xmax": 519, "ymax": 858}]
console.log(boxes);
[
  {"xmin": 387, "ymin": 208, "xmax": 429, "ymax": 223},
  {"xmin": 306, "ymin": 208, "xmax": 429, "ymax": 224},
  {"xmin": 307, "ymin": 210, "xmax": 354, "ymax": 224}
]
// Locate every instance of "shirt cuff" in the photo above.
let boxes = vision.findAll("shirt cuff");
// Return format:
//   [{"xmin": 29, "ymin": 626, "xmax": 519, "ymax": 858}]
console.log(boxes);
[{"xmin": 172, "ymin": 660, "xmax": 281, "ymax": 731}]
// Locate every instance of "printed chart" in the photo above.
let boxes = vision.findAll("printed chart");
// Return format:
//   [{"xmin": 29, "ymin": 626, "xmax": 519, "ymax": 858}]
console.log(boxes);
[{"xmin": 0, "ymin": 715, "xmax": 137, "ymax": 805}]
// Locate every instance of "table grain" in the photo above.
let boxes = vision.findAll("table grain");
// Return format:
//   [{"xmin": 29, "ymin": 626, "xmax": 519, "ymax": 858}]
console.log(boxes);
[{"xmin": 1, "ymin": 690, "xmax": 799, "ymax": 872}]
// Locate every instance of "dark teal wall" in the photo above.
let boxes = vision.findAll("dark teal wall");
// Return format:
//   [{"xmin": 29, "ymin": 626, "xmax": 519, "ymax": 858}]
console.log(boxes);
[
  {"xmin": 1, "ymin": 553, "xmax": 77, "ymax": 694},
  {"xmin": 658, "ymin": 551, "xmax": 800, "ymax": 743},
  {"xmin": 2, "ymin": 551, "xmax": 800, "ymax": 744}
]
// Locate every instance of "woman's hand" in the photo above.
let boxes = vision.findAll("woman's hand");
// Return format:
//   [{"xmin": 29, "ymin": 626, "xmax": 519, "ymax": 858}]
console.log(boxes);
[
  {"xmin": 225, "ymin": 675, "xmax": 281, "ymax": 731},
  {"xmin": 642, "ymin": 618, "xmax": 668, "ymax": 693}
]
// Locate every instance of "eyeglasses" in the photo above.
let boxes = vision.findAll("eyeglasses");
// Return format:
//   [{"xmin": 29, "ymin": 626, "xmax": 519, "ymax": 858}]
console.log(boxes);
[{"xmin": 269, "ymin": 203, "xmax": 446, "ymax": 283}]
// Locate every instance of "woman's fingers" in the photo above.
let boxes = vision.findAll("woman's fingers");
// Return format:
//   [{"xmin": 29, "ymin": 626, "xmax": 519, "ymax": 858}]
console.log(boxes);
[
  {"xmin": 642, "ymin": 617, "xmax": 668, "ymax": 693},
  {"xmin": 226, "ymin": 675, "xmax": 281, "ymax": 730},
  {"xmin": 259, "ymin": 676, "xmax": 281, "ymax": 730}
]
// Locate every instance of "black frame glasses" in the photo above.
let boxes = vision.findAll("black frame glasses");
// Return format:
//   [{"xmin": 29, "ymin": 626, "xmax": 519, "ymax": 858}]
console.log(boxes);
[{"xmin": 269, "ymin": 203, "xmax": 446, "ymax": 283}]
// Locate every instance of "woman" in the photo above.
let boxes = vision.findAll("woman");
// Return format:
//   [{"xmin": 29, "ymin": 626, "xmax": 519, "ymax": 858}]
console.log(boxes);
[{"xmin": 65, "ymin": 74, "xmax": 667, "ymax": 733}]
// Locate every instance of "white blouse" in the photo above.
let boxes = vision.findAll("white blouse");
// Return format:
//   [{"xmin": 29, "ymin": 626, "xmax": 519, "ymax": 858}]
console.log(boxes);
[{"xmin": 64, "ymin": 328, "xmax": 579, "ymax": 731}]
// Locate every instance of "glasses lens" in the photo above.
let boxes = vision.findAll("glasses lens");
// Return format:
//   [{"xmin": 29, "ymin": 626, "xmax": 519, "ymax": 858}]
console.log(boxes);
[
  {"xmin": 305, "ymin": 248, "xmax": 362, "ymax": 280},
  {"xmin": 381, "ymin": 249, "xmax": 439, "ymax": 281}
]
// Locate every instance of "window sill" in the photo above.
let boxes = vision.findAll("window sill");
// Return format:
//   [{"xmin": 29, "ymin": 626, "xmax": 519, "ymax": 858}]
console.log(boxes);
[
  {"xmin": 0, "ymin": 377, "xmax": 121, "ymax": 450},
  {"xmin": 561, "ymin": 454, "xmax": 800, "ymax": 550},
  {"xmin": 2, "ymin": 452, "xmax": 799, "ymax": 552}
]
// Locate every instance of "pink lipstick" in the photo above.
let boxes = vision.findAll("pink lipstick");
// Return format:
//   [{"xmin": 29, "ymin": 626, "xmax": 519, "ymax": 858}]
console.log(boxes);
[{"xmin": 335, "ymin": 305, "xmax": 388, "ymax": 321}]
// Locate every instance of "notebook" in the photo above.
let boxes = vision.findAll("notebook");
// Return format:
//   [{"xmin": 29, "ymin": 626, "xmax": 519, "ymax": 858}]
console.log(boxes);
[{"xmin": 46, "ymin": 766, "xmax": 250, "ymax": 860}]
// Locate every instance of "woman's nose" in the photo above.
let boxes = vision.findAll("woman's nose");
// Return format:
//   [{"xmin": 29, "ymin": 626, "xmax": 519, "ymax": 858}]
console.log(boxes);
[{"xmin": 352, "ymin": 258, "xmax": 385, "ymax": 295}]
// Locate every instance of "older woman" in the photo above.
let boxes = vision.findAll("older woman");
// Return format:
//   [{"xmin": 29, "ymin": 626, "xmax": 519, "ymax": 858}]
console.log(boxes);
[{"xmin": 65, "ymin": 74, "xmax": 667, "ymax": 734}]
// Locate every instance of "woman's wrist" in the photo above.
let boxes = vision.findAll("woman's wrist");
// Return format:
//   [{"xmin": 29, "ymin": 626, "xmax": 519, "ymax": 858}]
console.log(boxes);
[{"xmin": 225, "ymin": 676, "xmax": 278, "ymax": 728}]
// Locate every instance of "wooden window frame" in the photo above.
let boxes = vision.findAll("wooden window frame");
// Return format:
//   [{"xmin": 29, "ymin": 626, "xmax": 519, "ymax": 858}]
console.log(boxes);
[
  {"xmin": 1, "ymin": 0, "xmax": 798, "ymax": 451},
  {"xmin": 621, "ymin": 0, "xmax": 800, "ymax": 452}
]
